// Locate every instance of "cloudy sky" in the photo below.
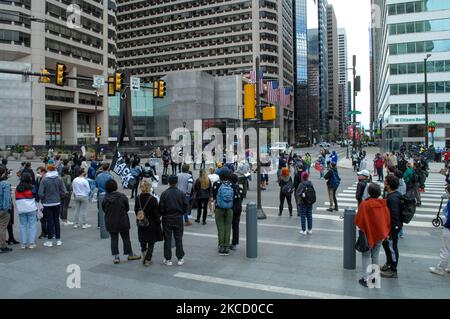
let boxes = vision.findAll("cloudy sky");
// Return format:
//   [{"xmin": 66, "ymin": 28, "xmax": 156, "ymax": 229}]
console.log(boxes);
[{"xmin": 307, "ymin": 0, "xmax": 372, "ymax": 129}]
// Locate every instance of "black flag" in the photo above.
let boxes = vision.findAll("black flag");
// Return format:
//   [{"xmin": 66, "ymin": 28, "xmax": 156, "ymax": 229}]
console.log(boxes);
[{"xmin": 110, "ymin": 149, "xmax": 137, "ymax": 189}]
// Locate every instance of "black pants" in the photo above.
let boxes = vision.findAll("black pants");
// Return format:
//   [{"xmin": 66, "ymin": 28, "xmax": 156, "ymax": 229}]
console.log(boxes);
[
  {"xmin": 200, "ymin": 161, "xmax": 206, "ymax": 170},
  {"xmin": 150, "ymin": 166, "xmax": 157, "ymax": 175},
  {"xmin": 163, "ymin": 216, "xmax": 185, "ymax": 260},
  {"xmin": 44, "ymin": 205, "xmax": 61, "ymax": 240},
  {"xmin": 171, "ymin": 164, "xmax": 178, "ymax": 175},
  {"xmin": 163, "ymin": 165, "xmax": 169, "ymax": 176},
  {"xmin": 232, "ymin": 208, "xmax": 242, "ymax": 246},
  {"xmin": 196, "ymin": 198, "xmax": 209, "ymax": 223},
  {"xmin": 110, "ymin": 231, "xmax": 133, "ymax": 256},
  {"xmin": 140, "ymin": 241, "xmax": 155, "ymax": 261},
  {"xmin": 279, "ymin": 192, "xmax": 293, "ymax": 215},
  {"xmin": 382, "ymin": 228, "xmax": 400, "ymax": 271},
  {"xmin": 60, "ymin": 192, "xmax": 71, "ymax": 220},
  {"xmin": 40, "ymin": 216, "xmax": 48, "ymax": 237},
  {"xmin": 131, "ymin": 183, "xmax": 139, "ymax": 198},
  {"xmin": 7, "ymin": 224, "xmax": 16, "ymax": 241}
]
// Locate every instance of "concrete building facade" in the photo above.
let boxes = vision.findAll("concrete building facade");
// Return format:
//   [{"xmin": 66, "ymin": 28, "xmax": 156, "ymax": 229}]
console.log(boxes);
[
  {"xmin": 338, "ymin": 28, "xmax": 348, "ymax": 137},
  {"xmin": 0, "ymin": 0, "xmax": 117, "ymax": 146},
  {"xmin": 326, "ymin": 4, "xmax": 339, "ymax": 137},
  {"xmin": 116, "ymin": 0, "xmax": 295, "ymax": 143}
]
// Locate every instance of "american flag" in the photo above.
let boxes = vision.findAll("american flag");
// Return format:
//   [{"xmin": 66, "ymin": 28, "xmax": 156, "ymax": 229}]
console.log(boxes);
[
  {"xmin": 267, "ymin": 81, "xmax": 279, "ymax": 103},
  {"xmin": 279, "ymin": 87, "xmax": 292, "ymax": 106},
  {"xmin": 249, "ymin": 69, "xmax": 264, "ymax": 91}
]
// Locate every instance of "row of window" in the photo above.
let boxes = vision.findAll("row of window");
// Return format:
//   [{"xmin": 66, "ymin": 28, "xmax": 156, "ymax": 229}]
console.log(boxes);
[
  {"xmin": 0, "ymin": 29, "xmax": 30, "ymax": 46},
  {"xmin": 390, "ymin": 103, "xmax": 450, "ymax": 115},
  {"xmin": 388, "ymin": 0, "xmax": 450, "ymax": 16},
  {"xmin": 390, "ymin": 81, "xmax": 450, "ymax": 96},
  {"xmin": 0, "ymin": 0, "xmax": 30, "ymax": 9},
  {"xmin": 46, "ymin": 21, "xmax": 103, "ymax": 50},
  {"xmin": 389, "ymin": 18, "xmax": 450, "ymax": 35},
  {"xmin": 56, "ymin": 0, "xmax": 103, "ymax": 19},
  {"xmin": 0, "ymin": 10, "xmax": 31, "ymax": 28},
  {"xmin": 390, "ymin": 60, "xmax": 450, "ymax": 75},
  {"xmin": 46, "ymin": 38, "xmax": 103, "ymax": 65},
  {"xmin": 389, "ymin": 39, "xmax": 450, "ymax": 55},
  {"xmin": 46, "ymin": 88, "xmax": 103, "ymax": 106}
]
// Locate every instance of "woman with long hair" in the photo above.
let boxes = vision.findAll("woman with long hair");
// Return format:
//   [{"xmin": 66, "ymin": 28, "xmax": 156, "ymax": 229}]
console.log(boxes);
[
  {"xmin": 194, "ymin": 169, "xmax": 211, "ymax": 225},
  {"xmin": 15, "ymin": 173, "xmax": 38, "ymax": 249}
]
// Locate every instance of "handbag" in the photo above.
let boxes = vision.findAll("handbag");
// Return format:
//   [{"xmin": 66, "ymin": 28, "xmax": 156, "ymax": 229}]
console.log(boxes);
[
  {"xmin": 136, "ymin": 195, "xmax": 152, "ymax": 227},
  {"xmin": 355, "ymin": 230, "xmax": 370, "ymax": 253}
]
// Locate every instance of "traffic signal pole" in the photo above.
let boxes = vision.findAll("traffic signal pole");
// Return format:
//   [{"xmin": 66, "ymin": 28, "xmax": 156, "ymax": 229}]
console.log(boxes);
[
  {"xmin": 255, "ymin": 58, "xmax": 266, "ymax": 220},
  {"xmin": 352, "ymin": 56, "xmax": 357, "ymax": 153}
]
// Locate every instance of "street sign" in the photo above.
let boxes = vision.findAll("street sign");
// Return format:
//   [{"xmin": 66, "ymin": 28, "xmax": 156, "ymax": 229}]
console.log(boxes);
[
  {"xmin": 348, "ymin": 111, "xmax": 362, "ymax": 115},
  {"xmin": 92, "ymin": 75, "xmax": 105, "ymax": 89},
  {"xmin": 130, "ymin": 77, "xmax": 140, "ymax": 91},
  {"xmin": 347, "ymin": 122, "xmax": 361, "ymax": 126}
]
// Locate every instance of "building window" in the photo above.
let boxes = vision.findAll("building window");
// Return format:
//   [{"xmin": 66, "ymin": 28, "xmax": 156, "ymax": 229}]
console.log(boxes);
[{"xmin": 45, "ymin": 110, "xmax": 62, "ymax": 145}]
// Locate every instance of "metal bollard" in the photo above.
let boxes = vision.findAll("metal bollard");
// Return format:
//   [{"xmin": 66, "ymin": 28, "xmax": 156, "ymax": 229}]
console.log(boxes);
[
  {"xmin": 97, "ymin": 193, "xmax": 109, "ymax": 239},
  {"xmin": 246, "ymin": 202, "xmax": 257, "ymax": 258},
  {"xmin": 343, "ymin": 208, "xmax": 357, "ymax": 270}
]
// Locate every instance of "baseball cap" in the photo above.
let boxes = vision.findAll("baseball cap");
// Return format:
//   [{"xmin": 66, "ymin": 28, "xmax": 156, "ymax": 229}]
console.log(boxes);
[
  {"xmin": 219, "ymin": 167, "xmax": 231, "ymax": 178},
  {"xmin": 357, "ymin": 169, "xmax": 370, "ymax": 177}
]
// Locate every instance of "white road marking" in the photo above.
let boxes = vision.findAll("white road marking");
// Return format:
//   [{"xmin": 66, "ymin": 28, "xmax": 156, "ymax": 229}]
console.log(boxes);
[
  {"xmin": 174, "ymin": 272, "xmax": 363, "ymax": 299},
  {"xmin": 334, "ymin": 198, "xmax": 442, "ymax": 207}
]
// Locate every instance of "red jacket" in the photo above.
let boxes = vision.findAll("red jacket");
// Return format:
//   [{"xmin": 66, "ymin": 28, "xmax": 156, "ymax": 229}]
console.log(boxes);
[{"xmin": 355, "ymin": 198, "xmax": 390, "ymax": 248}]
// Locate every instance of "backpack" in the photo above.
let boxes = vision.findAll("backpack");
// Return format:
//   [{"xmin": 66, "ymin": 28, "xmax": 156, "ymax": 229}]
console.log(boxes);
[
  {"xmin": 330, "ymin": 170, "xmax": 341, "ymax": 189},
  {"xmin": 281, "ymin": 178, "xmax": 294, "ymax": 196},
  {"xmin": 216, "ymin": 182, "xmax": 234, "ymax": 209},
  {"xmin": 300, "ymin": 183, "xmax": 316, "ymax": 206},
  {"xmin": 401, "ymin": 190, "xmax": 417, "ymax": 224}
]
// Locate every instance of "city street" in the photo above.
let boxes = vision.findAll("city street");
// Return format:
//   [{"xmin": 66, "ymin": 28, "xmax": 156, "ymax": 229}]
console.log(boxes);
[{"xmin": 0, "ymin": 151, "xmax": 449, "ymax": 299}]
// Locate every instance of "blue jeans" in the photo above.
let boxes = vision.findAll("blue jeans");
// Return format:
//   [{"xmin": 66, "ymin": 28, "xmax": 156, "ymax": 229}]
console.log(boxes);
[
  {"xmin": 183, "ymin": 197, "xmax": 192, "ymax": 222},
  {"xmin": 19, "ymin": 211, "xmax": 37, "ymax": 245},
  {"xmin": 300, "ymin": 205, "xmax": 313, "ymax": 231}
]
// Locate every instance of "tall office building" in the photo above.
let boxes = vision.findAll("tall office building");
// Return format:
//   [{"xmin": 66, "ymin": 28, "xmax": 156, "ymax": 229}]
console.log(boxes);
[
  {"xmin": 116, "ymin": 0, "xmax": 295, "ymax": 142},
  {"xmin": 371, "ymin": 0, "xmax": 450, "ymax": 150},
  {"xmin": 326, "ymin": 4, "xmax": 338, "ymax": 137},
  {"xmin": 293, "ymin": 0, "xmax": 309, "ymax": 143},
  {"xmin": 317, "ymin": 0, "xmax": 328, "ymax": 135},
  {"xmin": 338, "ymin": 28, "xmax": 348, "ymax": 137},
  {"xmin": 307, "ymin": 29, "xmax": 320, "ymax": 142},
  {"xmin": 0, "ymin": 0, "xmax": 117, "ymax": 146}
]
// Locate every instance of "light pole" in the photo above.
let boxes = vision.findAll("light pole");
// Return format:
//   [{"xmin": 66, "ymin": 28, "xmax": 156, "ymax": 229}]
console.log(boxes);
[
  {"xmin": 255, "ymin": 58, "xmax": 266, "ymax": 220},
  {"xmin": 424, "ymin": 54, "xmax": 431, "ymax": 148}
]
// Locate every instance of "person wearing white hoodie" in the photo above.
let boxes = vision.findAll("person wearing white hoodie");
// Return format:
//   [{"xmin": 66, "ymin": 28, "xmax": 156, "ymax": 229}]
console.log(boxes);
[{"xmin": 72, "ymin": 168, "xmax": 91, "ymax": 229}]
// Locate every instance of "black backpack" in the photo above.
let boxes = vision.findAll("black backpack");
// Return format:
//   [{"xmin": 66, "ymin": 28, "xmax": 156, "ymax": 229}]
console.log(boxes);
[
  {"xmin": 301, "ymin": 183, "xmax": 316, "ymax": 206},
  {"xmin": 401, "ymin": 190, "xmax": 417, "ymax": 224},
  {"xmin": 281, "ymin": 178, "xmax": 294, "ymax": 196}
]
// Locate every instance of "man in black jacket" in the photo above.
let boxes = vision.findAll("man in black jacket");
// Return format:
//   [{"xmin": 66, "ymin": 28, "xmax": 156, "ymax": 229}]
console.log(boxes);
[
  {"xmin": 355, "ymin": 169, "xmax": 370, "ymax": 206},
  {"xmin": 381, "ymin": 174, "xmax": 403, "ymax": 278},
  {"xmin": 159, "ymin": 175, "xmax": 187, "ymax": 266}
]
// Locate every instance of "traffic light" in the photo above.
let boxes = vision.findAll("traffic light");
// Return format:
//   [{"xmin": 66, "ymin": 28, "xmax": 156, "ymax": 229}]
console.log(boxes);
[
  {"xmin": 96, "ymin": 126, "xmax": 102, "ymax": 137},
  {"xmin": 39, "ymin": 69, "xmax": 51, "ymax": 84},
  {"xmin": 244, "ymin": 84, "xmax": 256, "ymax": 120},
  {"xmin": 153, "ymin": 80, "xmax": 160, "ymax": 98},
  {"xmin": 158, "ymin": 80, "xmax": 166, "ymax": 98},
  {"xmin": 108, "ymin": 75, "xmax": 115, "ymax": 96},
  {"xmin": 114, "ymin": 72, "xmax": 122, "ymax": 92},
  {"xmin": 55, "ymin": 63, "xmax": 67, "ymax": 86},
  {"xmin": 262, "ymin": 106, "xmax": 276, "ymax": 121}
]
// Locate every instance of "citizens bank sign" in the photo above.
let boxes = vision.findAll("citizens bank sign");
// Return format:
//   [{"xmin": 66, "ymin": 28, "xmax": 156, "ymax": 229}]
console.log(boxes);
[{"xmin": 389, "ymin": 116, "xmax": 425, "ymax": 125}]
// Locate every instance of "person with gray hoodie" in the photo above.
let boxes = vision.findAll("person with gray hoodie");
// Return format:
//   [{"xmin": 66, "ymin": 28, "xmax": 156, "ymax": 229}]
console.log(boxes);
[{"xmin": 38, "ymin": 160, "xmax": 67, "ymax": 247}]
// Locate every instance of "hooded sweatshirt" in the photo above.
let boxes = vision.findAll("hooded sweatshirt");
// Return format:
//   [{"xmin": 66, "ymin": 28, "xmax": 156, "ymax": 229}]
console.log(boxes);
[
  {"xmin": 38, "ymin": 171, "xmax": 67, "ymax": 207},
  {"xmin": 355, "ymin": 198, "xmax": 391, "ymax": 248}
]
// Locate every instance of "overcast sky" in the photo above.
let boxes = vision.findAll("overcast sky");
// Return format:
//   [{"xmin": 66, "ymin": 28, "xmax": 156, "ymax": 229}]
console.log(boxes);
[{"xmin": 307, "ymin": 0, "xmax": 372, "ymax": 129}]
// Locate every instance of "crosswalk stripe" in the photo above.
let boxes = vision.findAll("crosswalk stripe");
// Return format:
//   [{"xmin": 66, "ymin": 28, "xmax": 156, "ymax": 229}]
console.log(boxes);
[
  {"xmin": 323, "ymin": 202, "xmax": 439, "ymax": 213},
  {"xmin": 334, "ymin": 197, "xmax": 442, "ymax": 207}
]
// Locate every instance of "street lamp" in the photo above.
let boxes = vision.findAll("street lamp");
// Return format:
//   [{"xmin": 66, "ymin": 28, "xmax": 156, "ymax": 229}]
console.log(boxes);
[{"xmin": 424, "ymin": 53, "xmax": 432, "ymax": 148}]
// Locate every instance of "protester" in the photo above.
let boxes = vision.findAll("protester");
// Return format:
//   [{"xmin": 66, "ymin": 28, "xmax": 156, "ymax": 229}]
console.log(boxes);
[
  {"xmin": 15, "ymin": 173, "xmax": 38, "ymax": 249},
  {"xmin": 324, "ymin": 162, "xmax": 341, "ymax": 212},
  {"xmin": 177, "ymin": 164, "xmax": 194, "ymax": 226},
  {"xmin": 354, "ymin": 183, "xmax": 390, "ymax": 287},
  {"xmin": 159, "ymin": 175, "xmax": 187, "ymax": 266},
  {"xmin": 374, "ymin": 153, "xmax": 384, "ymax": 182},
  {"xmin": 208, "ymin": 168, "xmax": 220, "ymax": 216},
  {"xmin": 21, "ymin": 162, "xmax": 36, "ymax": 185},
  {"xmin": 96, "ymin": 163, "xmax": 114, "ymax": 228},
  {"xmin": 194, "ymin": 169, "xmax": 211, "ymax": 225},
  {"xmin": 60, "ymin": 167, "xmax": 73, "ymax": 226},
  {"xmin": 381, "ymin": 175, "xmax": 403, "ymax": 279},
  {"xmin": 229, "ymin": 173, "xmax": 243, "ymax": 250},
  {"xmin": 134, "ymin": 181, "xmax": 163, "ymax": 267},
  {"xmin": 36, "ymin": 167, "xmax": 47, "ymax": 239},
  {"xmin": 38, "ymin": 160, "xmax": 68, "ymax": 247},
  {"xmin": 295, "ymin": 172, "xmax": 316, "ymax": 235},
  {"xmin": 356, "ymin": 169, "xmax": 370, "ymax": 206},
  {"xmin": 0, "ymin": 166, "xmax": 12, "ymax": 253},
  {"xmin": 278, "ymin": 167, "xmax": 294, "ymax": 217},
  {"xmin": 102, "ymin": 179, "xmax": 141, "ymax": 264},
  {"xmin": 72, "ymin": 168, "xmax": 92, "ymax": 229},
  {"xmin": 213, "ymin": 167, "xmax": 235, "ymax": 255}
]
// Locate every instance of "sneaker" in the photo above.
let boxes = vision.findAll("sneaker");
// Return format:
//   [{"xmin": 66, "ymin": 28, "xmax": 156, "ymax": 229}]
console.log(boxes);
[
  {"xmin": 177, "ymin": 258, "xmax": 185, "ymax": 266},
  {"xmin": 43, "ymin": 241, "xmax": 53, "ymax": 247},
  {"xmin": 81, "ymin": 224, "xmax": 92, "ymax": 229},
  {"xmin": 221, "ymin": 247, "xmax": 230, "ymax": 256},
  {"xmin": 128, "ymin": 254, "xmax": 141, "ymax": 261},
  {"xmin": 380, "ymin": 269, "xmax": 398, "ymax": 278},
  {"xmin": 29, "ymin": 244, "xmax": 36, "ymax": 249},
  {"xmin": 381, "ymin": 263, "xmax": 391, "ymax": 272},
  {"xmin": 358, "ymin": 278, "xmax": 368, "ymax": 288},
  {"xmin": 63, "ymin": 221, "xmax": 74, "ymax": 226},
  {"xmin": 113, "ymin": 256, "xmax": 120, "ymax": 264},
  {"xmin": 307, "ymin": 230, "xmax": 313, "ymax": 235},
  {"xmin": 334, "ymin": 208, "xmax": 339, "ymax": 212},
  {"xmin": 446, "ymin": 268, "xmax": 450, "ymax": 273},
  {"xmin": 163, "ymin": 259, "xmax": 173, "ymax": 266},
  {"xmin": 56, "ymin": 240, "xmax": 63, "ymax": 246},
  {"xmin": 218, "ymin": 246, "xmax": 227, "ymax": 256},
  {"xmin": 0, "ymin": 247, "xmax": 12, "ymax": 253},
  {"xmin": 21, "ymin": 244, "xmax": 27, "ymax": 249},
  {"xmin": 326, "ymin": 208, "xmax": 334, "ymax": 212},
  {"xmin": 429, "ymin": 267, "xmax": 446, "ymax": 276},
  {"xmin": 143, "ymin": 260, "xmax": 153, "ymax": 267},
  {"xmin": 202, "ymin": 221, "xmax": 207, "ymax": 225},
  {"xmin": 299, "ymin": 230, "xmax": 307, "ymax": 235},
  {"xmin": 229, "ymin": 245, "xmax": 237, "ymax": 251},
  {"xmin": 73, "ymin": 224, "xmax": 79, "ymax": 229},
  {"xmin": 195, "ymin": 220, "xmax": 200, "ymax": 223}
]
